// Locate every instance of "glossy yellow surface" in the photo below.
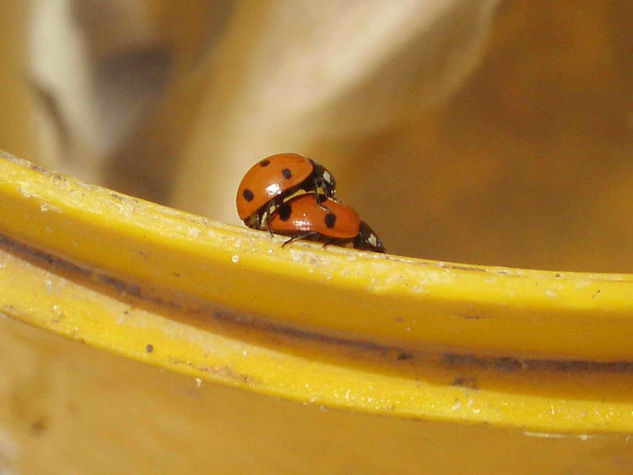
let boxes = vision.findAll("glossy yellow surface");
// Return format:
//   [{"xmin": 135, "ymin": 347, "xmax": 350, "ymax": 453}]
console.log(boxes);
[
  {"xmin": 6, "ymin": 315, "xmax": 633, "ymax": 475},
  {"xmin": 1, "ymin": 150, "xmax": 633, "ymax": 449},
  {"xmin": 4, "ymin": 316, "xmax": 633, "ymax": 475}
]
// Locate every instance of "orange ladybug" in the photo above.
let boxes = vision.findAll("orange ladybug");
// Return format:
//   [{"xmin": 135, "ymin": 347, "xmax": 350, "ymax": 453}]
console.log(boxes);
[
  {"xmin": 268, "ymin": 193, "xmax": 385, "ymax": 253},
  {"xmin": 236, "ymin": 153, "xmax": 336, "ymax": 230}
]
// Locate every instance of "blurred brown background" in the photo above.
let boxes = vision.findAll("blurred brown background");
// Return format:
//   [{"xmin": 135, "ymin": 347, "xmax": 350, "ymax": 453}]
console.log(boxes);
[{"xmin": 3, "ymin": 0, "xmax": 633, "ymax": 272}]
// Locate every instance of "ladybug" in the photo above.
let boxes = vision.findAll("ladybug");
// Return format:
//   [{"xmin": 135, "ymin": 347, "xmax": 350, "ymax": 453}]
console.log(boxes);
[
  {"xmin": 267, "ymin": 193, "xmax": 385, "ymax": 253},
  {"xmin": 236, "ymin": 153, "xmax": 336, "ymax": 230}
]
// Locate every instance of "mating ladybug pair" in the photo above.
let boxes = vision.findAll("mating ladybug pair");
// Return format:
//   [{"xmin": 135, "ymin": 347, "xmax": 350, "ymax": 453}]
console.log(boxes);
[{"xmin": 236, "ymin": 153, "xmax": 384, "ymax": 253}]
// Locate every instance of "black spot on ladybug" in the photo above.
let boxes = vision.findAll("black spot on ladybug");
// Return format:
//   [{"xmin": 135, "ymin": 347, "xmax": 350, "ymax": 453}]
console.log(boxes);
[
  {"xmin": 324, "ymin": 213, "xmax": 336, "ymax": 228},
  {"xmin": 282, "ymin": 168, "xmax": 292, "ymax": 179},
  {"xmin": 260, "ymin": 159, "xmax": 270, "ymax": 167},
  {"xmin": 279, "ymin": 203, "xmax": 292, "ymax": 221},
  {"xmin": 243, "ymin": 189, "xmax": 254, "ymax": 201}
]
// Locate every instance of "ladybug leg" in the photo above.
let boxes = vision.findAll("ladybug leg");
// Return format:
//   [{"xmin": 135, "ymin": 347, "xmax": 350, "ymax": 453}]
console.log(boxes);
[
  {"xmin": 281, "ymin": 232, "xmax": 319, "ymax": 248},
  {"xmin": 320, "ymin": 239, "xmax": 336, "ymax": 249},
  {"xmin": 265, "ymin": 201, "xmax": 275, "ymax": 236},
  {"xmin": 316, "ymin": 199, "xmax": 329, "ymax": 212},
  {"xmin": 309, "ymin": 178, "xmax": 331, "ymax": 211},
  {"xmin": 315, "ymin": 190, "xmax": 331, "ymax": 211}
]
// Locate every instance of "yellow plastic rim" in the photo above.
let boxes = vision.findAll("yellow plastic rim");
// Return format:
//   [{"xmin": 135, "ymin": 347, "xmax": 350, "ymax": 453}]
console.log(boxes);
[{"xmin": 1, "ymin": 150, "xmax": 633, "ymax": 433}]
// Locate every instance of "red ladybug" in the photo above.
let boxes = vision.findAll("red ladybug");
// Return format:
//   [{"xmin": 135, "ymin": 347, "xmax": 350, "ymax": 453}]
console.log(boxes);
[
  {"xmin": 267, "ymin": 193, "xmax": 385, "ymax": 253},
  {"xmin": 236, "ymin": 153, "xmax": 336, "ymax": 230}
]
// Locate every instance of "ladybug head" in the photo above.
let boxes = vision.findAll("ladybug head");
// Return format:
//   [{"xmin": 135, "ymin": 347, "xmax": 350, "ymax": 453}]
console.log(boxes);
[
  {"xmin": 311, "ymin": 162, "xmax": 337, "ymax": 197},
  {"xmin": 354, "ymin": 221, "xmax": 385, "ymax": 253}
]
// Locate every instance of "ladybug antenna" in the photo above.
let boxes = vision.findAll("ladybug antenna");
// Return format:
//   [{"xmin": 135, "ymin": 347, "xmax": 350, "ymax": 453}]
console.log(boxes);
[{"xmin": 355, "ymin": 221, "xmax": 385, "ymax": 253}]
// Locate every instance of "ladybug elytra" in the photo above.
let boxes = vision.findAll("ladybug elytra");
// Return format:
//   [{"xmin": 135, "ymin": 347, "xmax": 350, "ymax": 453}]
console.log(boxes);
[
  {"xmin": 236, "ymin": 153, "xmax": 336, "ymax": 230},
  {"xmin": 268, "ymin": 193, "xmax": 385, "ymax": 253}
]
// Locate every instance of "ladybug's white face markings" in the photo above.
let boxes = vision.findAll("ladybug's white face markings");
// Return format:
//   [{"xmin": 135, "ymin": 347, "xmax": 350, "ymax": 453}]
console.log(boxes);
[
  {"xmin": 322, "ymin": 170, "xmax": 332, "ymax": 185},
  {"xmin": 368, "ymin": 233, "xmax": 379, "ymax": 247}
]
